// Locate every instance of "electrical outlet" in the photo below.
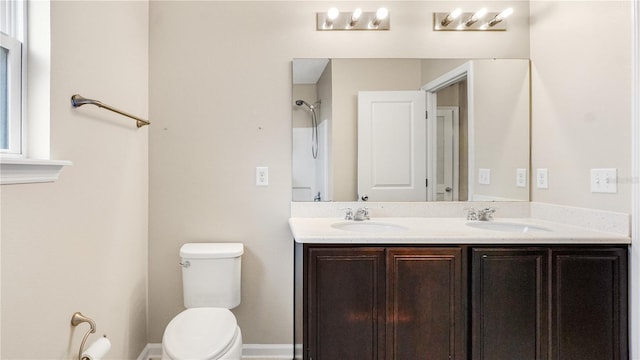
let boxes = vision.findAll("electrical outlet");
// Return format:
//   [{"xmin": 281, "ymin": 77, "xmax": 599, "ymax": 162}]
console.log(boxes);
[
  {"xmin": 478, "ymin": 168, "xmax": 491, "ymax": 185},
  {"xmin": 536, "ymin": 168, "xmax": 548, "ymax": 189},
  {"xmin": 516, "ymin": 168, "xmax": 527, "ymax": 188},
  {"xmin": 590, "ymin": 168, "xmax": 617, "ymax": 193},
  {"xmin": 256, "ymin": 166, "xmax": 268, "ymax": 186}
]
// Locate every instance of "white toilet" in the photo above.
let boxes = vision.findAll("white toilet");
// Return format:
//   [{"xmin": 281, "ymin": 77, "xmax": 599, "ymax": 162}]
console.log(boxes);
[{"xmin": 162, "ymin": 243, "xmax": 244, "ymax": 360}]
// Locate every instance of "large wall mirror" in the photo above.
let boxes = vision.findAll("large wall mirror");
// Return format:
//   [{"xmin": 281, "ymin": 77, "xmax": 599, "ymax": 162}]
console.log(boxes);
[{"xmin": 292, "ymin": 58, "xmax": 530, "ymax": 202}]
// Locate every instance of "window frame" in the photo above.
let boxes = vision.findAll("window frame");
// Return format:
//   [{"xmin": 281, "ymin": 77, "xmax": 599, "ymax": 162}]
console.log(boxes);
[
  {"xmin": 1, "ymin": 0, "xmax": 26, "ymax": 157},
  {"xmin": 1, "ymin": 32, "xmax": 23, "ymax": 155},
  {"xmin": 0, "ymin": 0, "xmax": 70, "ymax": 185}
]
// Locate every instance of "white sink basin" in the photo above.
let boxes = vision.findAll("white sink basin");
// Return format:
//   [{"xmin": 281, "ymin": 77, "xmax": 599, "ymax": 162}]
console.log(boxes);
[
  {"xmin": 466, "ymin": 221, "xmax": 551, "ymax": 233},
  {"xmin": 332, "ymin": 221, "xmax": 408, "ymax": 233}
]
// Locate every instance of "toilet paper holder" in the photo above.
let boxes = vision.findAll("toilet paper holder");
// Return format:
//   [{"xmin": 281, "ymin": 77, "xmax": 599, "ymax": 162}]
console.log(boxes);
[{"xmin": 71, "ymin": 312, "xmax": 107, "ymax": 360}]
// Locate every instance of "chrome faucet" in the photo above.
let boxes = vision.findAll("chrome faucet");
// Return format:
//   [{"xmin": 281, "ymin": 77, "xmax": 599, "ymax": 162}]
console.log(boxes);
[
  {"xmin": 465, "ymin": 207, "xmax": 496, "ymax": 221},
  {"xmin": 354, "ymin": 207, "xmax": 370, "ymax": 221},
  {"xmin": 477, "ymin": 207, "xmax": 496, "ymax": 221}
]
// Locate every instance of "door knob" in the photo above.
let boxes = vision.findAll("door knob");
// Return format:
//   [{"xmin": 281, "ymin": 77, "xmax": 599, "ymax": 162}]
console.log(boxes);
[
  {"xmin": 445, "ymin": 187, "xmax": 452, "ymax": 192},
  {"xmin": 361, "ymin": 195, "xmax": 369, "ymax": 201}
]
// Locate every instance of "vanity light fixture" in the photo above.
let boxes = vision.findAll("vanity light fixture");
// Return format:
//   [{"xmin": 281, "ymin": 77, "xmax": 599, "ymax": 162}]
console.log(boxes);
[
  {"xmin": 433, "ymin": 8, "xmax": 512, "ymax": 31},
  {"xmin": 316, "ymin": 7, "xmax": 390, "ymax": 31}
]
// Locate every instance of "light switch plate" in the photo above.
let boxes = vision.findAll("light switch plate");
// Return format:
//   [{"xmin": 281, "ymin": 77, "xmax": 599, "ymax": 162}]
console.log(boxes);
[
  {"xmin": 590, "ymin": 168, "xmax": 617, "ymax": 193},
  {"xmin": 478, "ymin": 168, "xmax": 491, "ymax": 185},
  {"xmin": 256, "ymin": 166, "xmax": 268, "ymax": 186},
  {"xmin": 536, "ymin": 168, "xmax": 549, "ymax": 189},
  {"xmin": 516, "ymin": 168, "xmax": 527, "ymax": 188}
]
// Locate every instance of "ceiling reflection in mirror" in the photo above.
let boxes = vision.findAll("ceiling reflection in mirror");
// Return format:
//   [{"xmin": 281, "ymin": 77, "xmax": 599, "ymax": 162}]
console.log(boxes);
[{"xmin": 292, "ymin": 58, "xmax": 530, "ymax": 202}]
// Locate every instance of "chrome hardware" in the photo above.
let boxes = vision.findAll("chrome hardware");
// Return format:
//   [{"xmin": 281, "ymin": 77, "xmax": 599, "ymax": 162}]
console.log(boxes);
[
  {"xmin": 180, "ymin": 261, "xmax": 191, "ymax": 268},
  {"xmin": 343, "ymin": 208, "xmax": 354, "ymax": 221},
  {"xmin": 465, "ymin": 207, "xmax": 478, "ymax": 221},
  {"xmin": 445, "ymin": 186, "xmax": 452, "ymax": 192},
  {"xmin": 465, "ymin": 207, "xmax": 496, "ymax": 221},
  {"xmin": 314, "ymin": 192, "xmax": 322, "ymax": 202},
  {"xmin": 354, "ymin": 207, "xmax": 370, "ymax": 221},
  {"xmin": 361, "ymin": 195, "xmax": 369, "ymax": 201},
  {"xmin": 477, "ymin": 207, "xmax": 496, "ymax": 221}
]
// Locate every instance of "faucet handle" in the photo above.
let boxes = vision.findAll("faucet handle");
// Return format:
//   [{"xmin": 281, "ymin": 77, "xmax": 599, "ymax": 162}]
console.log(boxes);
[
  {"xmin": 357, "ymin": 207, "xmax": 370, "ymax": 221},
  {"xmin": 464, "ymin": 207, "xmax": 478, "ymax": 221},
  {"xmin": 343, "ymin": 208, "xmax": 354, "ymax": 221}
]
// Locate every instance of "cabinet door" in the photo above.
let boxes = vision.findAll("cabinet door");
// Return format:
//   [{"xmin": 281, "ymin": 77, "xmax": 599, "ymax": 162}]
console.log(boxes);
[
  {"xmin": 386, "ymin": 247, "xmax": 464, "ymax": 360},
  {"xmin": 472, "ymin": 248, "xmax": 549, "ymax": 360},
  {"xmin": 551, "ymin": 248, "xmax": 628, "ymax": 360},
  {"xmin": 307, "ymin": 247, "xmax": 386, "ymax": 360}
]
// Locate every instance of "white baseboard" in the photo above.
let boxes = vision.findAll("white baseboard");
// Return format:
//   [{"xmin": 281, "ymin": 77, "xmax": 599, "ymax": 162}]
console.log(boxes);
[
  {"xmin": 137, "ymin": 343, "xmax": 294, "ymax": 360},
  {"xmin": 242, "ymin": 344, "xmax": 293, "ymax": 359},
  {"xmin": 137, "ymin": 343, "xmax": 162, "ymax": 360}
]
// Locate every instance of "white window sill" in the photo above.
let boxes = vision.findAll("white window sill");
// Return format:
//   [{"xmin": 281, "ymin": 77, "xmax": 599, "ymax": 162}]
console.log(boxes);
[{"xmin": 1, "ymin": 157, "xmax": 72, "ymax": 185}]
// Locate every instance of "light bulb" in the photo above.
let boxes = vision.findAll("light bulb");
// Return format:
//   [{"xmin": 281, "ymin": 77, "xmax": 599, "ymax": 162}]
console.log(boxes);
[
  {"xmin": 324, "ymin": 7, "xmax": 339, "ymax": 28},
  {"xmin": 327, "ymin": 7, "xmax": 339, "ymax": 21},
  {"xmin": 351, "ymin": 8, "xmax": 362, "ymax": 22},
  {"xmin": 371, "ymin": 7, "xmax": 389, "ymax": 27},
  {"xmin": 465, "ymin": 8, "xmax": 487, "ymax": 27},
  {"xmin": 376, "ymin": 7, "xmax": 389, "ymax": 20},
  {"xmin": 441, "ymin": 8, "xmax": 462, "ymax": 27},
  {"xmin": 488, "ymin": 7, "xmax": 513, "ymax": 27}
]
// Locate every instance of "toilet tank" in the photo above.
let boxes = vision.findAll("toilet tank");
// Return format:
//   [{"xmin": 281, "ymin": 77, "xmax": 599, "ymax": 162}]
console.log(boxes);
[{"xmin": 180, "ymin": 243, "xmax": 243, "ymax": 309}]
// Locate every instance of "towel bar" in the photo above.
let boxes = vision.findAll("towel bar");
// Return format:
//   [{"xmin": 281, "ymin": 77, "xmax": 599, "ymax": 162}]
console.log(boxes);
[{"xmin": 71, "ymin": 94, "xmax": 150, "ymax": 128}]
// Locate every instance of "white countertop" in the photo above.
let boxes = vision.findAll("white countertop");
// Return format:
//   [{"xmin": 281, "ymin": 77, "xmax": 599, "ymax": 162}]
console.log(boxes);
[{"xmin": 288, "ymin": 217, "xmax": 631, "ymax": 244}]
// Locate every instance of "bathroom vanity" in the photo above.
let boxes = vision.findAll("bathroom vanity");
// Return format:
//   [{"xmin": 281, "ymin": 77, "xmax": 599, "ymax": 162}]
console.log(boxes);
[{"xmin": 290, "ymin": 213, "xmax": 630, "ymax": 360}]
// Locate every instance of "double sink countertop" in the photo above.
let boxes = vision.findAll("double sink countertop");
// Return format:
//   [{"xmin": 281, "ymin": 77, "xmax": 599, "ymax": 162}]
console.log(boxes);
[{"xmin": 288, "ymin": 216, "xmax": 631, "ymax": 244}]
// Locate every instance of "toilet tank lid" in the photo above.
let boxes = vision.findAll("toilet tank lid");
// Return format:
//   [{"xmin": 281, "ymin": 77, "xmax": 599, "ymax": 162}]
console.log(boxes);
[{"xmin": 180, "ymin": 243, "xmax": 244, "ymax": 259}]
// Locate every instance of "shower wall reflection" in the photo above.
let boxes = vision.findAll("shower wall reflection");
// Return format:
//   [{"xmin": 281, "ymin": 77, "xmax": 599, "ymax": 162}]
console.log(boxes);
[{"xmin": 292, "ymin": 59, "xmax": 332, "ymax": 201}]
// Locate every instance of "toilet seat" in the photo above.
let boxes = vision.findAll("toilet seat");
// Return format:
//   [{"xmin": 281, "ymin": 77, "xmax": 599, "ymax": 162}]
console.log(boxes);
[{"xmin": 163, "ymin": 307, "xmax": 239, "ymax": 360}]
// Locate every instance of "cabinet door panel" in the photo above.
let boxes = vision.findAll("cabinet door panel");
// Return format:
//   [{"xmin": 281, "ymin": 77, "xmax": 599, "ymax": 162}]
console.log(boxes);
[
  {"xmin": 387, "ymin": 248, "xmax": 464, "ymax": 360},
  {"xmin": 551, "ymin": 248, "xmax": 628, "ymax": 360},
  {"xmin": 472, "ymin": 248, "xmax": 548, "ymax": 360},
  {"xmin": 307, "ymin": 247, "xmax": 386, "ymax": 360}
]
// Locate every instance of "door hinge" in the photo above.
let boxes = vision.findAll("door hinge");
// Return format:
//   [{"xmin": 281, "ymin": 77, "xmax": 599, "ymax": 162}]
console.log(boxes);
[
  {"xmin": 425, "ymin": 110, "xmax": 428, "ymax": 119},
  {"xmin": 426, "ymin": 178, "xmax": 429, "ymax": 187}
]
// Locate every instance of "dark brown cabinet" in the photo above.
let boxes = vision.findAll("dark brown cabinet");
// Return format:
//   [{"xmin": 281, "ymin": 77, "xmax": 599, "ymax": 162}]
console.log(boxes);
[
  {"xmin": 305, "ymin": 246, "xmax": 464, "ymax": 360},
  {"xmin": 551, "ymin": 248, "xmax": 628, "ymax": 360},
  {"xmin": 472, "ymin": 247, "xmax": 628, "ymax": 360},
  {"xmin": 386, "ymin": 248, "xmax": 465, "ymax": 360},
  {"xmin": 301, "ymin": 244, "xmax": 628, "ymax": 360},
  {"xmin": 306, "ymin": 247, "xmax": 386, "ymax": 360},
  {"xmin": 471, "ymin": 248, "xmax": 549, "ymax": 360}
]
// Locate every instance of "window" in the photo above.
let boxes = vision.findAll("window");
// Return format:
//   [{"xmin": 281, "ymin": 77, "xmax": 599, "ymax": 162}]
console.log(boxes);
[
  {"xmin": 0, "ymin": 0, "xmax": 68, "ymax": 185},
  {"xmin": 1, "ymin": 0, "xmax": 26, "ymax": 156}
]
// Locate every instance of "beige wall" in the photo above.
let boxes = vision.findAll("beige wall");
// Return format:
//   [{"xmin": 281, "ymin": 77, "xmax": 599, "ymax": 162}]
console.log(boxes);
[
  {"xmin": 148, "ymin": 0, "xmax": 530, "ymax": 344},
  {"xmin": 473, "ymin": 59, "xmax": 530, "ymax": 201},
  {"xmin": 530, "ymin": 1, "xmax": 632, "ymax": 213},
  {"xmin": 1, "ymin": 1, "xmax": 149, "ymax": 359}
]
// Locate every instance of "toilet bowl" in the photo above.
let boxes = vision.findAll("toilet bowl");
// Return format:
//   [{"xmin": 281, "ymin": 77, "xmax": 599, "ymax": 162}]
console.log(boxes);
[
  {"xmin": 162, "ymin": 308, "xmax": 242, "ymax": 360},
  {"xmin": 161, "ymin": 243, "xmax": 244, "ymax": 360}
]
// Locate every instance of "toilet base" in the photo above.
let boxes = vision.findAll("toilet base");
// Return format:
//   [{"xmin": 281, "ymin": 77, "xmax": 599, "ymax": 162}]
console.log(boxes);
[{"xmin": 161, "ymin": 327, "xmax": 242, "ymax": 360}]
